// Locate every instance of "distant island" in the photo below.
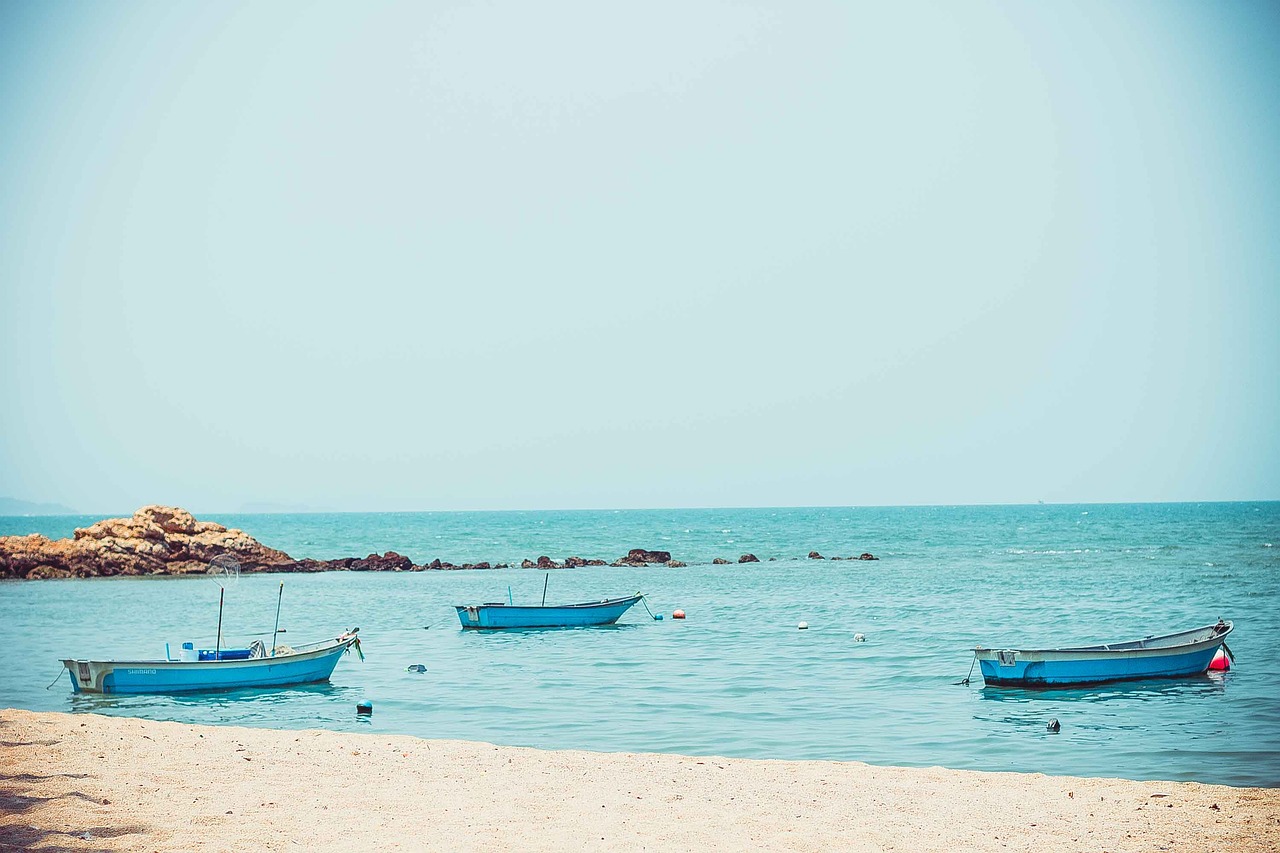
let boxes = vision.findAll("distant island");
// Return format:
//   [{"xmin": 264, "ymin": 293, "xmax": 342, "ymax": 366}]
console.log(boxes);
[
  {"xmin": 0, "ymin": 496, "xmax": 79, "ymax": 516},
  {"xmin": 0, "ymin": 505, "xmax": 877, "ymax": 580}
]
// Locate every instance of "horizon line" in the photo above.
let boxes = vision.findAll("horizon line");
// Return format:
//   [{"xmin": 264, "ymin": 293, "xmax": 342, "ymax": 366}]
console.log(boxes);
[{"xmin": 5, "ymin": 497, "xmax": 1279, "ymax": 518}]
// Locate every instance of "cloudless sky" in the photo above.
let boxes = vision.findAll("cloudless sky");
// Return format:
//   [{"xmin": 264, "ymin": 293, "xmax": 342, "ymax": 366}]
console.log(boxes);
[{"xmin": 1, "ymin": 1, "xmax": 1277, "ymax": 513}]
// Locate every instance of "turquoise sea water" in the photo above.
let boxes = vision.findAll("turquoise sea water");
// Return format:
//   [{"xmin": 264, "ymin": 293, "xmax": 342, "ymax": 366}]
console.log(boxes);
[{"xmin": 2, "ymin": 503, "xmax": 1277, "ymax": 787}]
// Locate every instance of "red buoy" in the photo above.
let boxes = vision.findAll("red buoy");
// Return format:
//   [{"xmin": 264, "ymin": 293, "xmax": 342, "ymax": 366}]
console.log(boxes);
[
  {"xmin": 672, "ymin": 609, "xmax": 686, "ymax": 620},
  {"xmin": 1209, "ymin": 649, "xmax": 1230, "ymax": 671}
]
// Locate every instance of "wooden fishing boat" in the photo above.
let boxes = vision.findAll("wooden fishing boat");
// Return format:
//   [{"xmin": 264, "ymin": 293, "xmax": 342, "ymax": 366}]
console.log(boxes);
[
  {"xmin": 455, "ymin": 594, "xmax": 644, "ymax": 629},
  {"xmin": 61, "ymin": 630, "xmax": 362, "ymax": 694},
  {"xmin": 973, "ymin": 620, "xmax": 1232, "ymax": 687}
]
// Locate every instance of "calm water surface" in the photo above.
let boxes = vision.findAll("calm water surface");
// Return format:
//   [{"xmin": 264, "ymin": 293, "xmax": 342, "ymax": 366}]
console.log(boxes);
[{"xmin": 2, "ymin": 503, "xmax": 1277, "ymax": 786}]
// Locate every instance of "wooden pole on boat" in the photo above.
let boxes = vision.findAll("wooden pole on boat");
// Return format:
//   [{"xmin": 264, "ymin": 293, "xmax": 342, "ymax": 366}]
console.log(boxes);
[
  {"xmin": 541, "ymin": 572, "xmax": 549, "ymax": 606},
  {"xmin": 270, "ymin": 582, "xmax": 284, "ymax": 657},
  {"xmin": 215, "ymin": 588, "xmax": 224, "ymax": 662}
]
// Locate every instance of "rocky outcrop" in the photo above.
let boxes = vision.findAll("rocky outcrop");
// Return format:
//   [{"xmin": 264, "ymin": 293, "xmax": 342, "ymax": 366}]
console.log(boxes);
[
  {"xmin": 612, "ymin": 548, "xmax": 672, "ymax": 567},
  {"xmin": 350, "ymin": 551, "xmax": 414, "ymax": 572},
  {"xmin": 0, "ymin": 505, "xmax": 297, "ymax": 580},
  {"xmin": 563, "ymin": 556, "xmax": 605, "ymax": 568},
  {"xmin": 3, "ymin": 505, "xmax": 868, "ymax": 579}
]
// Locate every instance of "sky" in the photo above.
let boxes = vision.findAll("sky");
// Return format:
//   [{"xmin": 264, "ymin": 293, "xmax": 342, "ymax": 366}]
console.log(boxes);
[{"xmin": 1, "ymin": 1, "xmax": 1277, "ymax": 514}]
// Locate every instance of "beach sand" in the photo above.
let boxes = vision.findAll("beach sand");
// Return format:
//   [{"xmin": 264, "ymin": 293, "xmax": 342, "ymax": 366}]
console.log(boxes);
[{"xmin": 1, "ymin": 709, "xmax": 1275, "ymax": 852}]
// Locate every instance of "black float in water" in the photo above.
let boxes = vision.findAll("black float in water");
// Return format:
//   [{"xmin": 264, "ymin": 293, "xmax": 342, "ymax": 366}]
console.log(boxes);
[
  {"xmin": 1047, "ymin": 718, "xmax": 1061, "ymax": 732},
  {"xmin": 406, "ymin": 664, "xmax": 427, "ymax": 674},
  {"xmin": 356, "ymin": 700, "xmax": 373, "ymax": 715}
]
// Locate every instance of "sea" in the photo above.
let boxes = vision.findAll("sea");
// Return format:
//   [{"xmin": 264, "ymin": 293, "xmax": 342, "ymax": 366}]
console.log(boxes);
[{"xmin": 1, "ymin": 502, "xmax": 1277, "ymax": 787}]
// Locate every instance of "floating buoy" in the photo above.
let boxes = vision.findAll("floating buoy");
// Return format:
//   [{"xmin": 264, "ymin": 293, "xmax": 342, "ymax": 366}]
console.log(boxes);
[
  {"xmin": 797, "ymin": 622, "xmax": 809, "ymax": 630},
  {"xmin": 356, "ymin": 701, "xmax": 373, "ymax": 715},
  {"xmin": 1047, "ymin": 718, "xmax": 1061, "ymax": 732},
  {"xmin": 654, "ymin": 614, "xmax": 663, "ymax": 620},
  {"xmin": 672, "ymin": 610, "xmax": 686, "ymax": 619},
  {"xmin": 1209, "ymin": 649, "xmax": 1230, "ymax": 671},
  {"xmin": 854, "ymin": 633, "xmax": 866, "ymax": 642},
  {"xmin": 406, "ymin": 664, "xmax": 427, "ymax": 674}
]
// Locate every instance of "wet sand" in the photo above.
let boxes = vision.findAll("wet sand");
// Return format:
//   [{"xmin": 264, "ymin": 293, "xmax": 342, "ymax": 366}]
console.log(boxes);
[{"xmin": 1, "ymin": 708, "xmax": 1276, "ymax": 852}]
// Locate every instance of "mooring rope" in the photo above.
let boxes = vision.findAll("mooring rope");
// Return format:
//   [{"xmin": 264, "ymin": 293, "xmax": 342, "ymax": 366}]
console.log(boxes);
[
  {"xmin": 639, "ymin": 595, "xmax": 660, "ymax": 621},
  {"xmin": 955, "ymin": 654, "xmax": 977, "ymax": 686},
  {"xmin": 45, "ymin": 668, "xmax": 66, "ymax": 690}
]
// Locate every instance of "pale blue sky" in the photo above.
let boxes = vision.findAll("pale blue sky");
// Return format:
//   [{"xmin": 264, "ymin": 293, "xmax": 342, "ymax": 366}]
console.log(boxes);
[{"xmin": 1, "ymin": 1, "xmax": 1277, "ymax": 513}]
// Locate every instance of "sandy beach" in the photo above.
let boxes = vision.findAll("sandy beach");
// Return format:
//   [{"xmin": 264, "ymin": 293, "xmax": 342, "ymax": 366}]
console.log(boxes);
[{"xmin": 1, "ymin": 709, "xmax": 1275, "ymax": 852}]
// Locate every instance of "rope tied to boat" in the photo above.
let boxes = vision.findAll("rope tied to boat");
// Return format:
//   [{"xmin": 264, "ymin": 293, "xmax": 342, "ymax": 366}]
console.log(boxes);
[
  {"xmin": 44, "ymin": 668, "xmax": 67, "ymax": 690},
  {"xmin": 340, "ymin": 628, "xmax": 364, "ymax": 661},
  {"xmin": 638, "ymin": 594, "xmax": 661, "ymax": 621},
  {"xmin": 955, "ymin": 653, "xmax": 978, "ymax": 686}
]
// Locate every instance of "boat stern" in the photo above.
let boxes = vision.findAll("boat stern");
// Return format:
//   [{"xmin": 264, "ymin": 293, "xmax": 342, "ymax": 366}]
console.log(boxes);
[{"xmin": 62, "ymin": 659, "xmax": 110, "ymax": 694}]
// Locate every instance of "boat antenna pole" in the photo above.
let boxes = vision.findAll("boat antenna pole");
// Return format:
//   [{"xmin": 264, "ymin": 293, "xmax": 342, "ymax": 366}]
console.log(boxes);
[
  {"xmin": 271, "ymin": 581, "xmax": 284, "ymax": 657},
  {"xmin": 542, "ymin": 573, "xmax": 549, "ymax": 606},
  {"xmin": 215, "ymin": 588, "xmax": 225, "ymax": 662}
]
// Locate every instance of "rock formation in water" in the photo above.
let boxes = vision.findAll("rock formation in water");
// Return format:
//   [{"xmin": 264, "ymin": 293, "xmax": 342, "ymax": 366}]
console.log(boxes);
[
  {"xmin": 0, "ymin": 505, "xmax": 881, "ymax": 579},
  {"xmin": 612, "ymin": 548, "xmax": 672, "ymax": 567},
  {"xmin": 0, "ymin": 505, "xmax": 298, "ymax": 579}
]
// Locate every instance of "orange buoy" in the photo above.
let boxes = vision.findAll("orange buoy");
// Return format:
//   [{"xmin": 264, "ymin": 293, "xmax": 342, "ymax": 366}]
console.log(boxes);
[
  {"xmin": 672, "ymin": 609, "xmax": 686, "ymax": 619},
  {"xmin": 1209, "ymin": 649, "xmax": 1230, "ymax": 671}
]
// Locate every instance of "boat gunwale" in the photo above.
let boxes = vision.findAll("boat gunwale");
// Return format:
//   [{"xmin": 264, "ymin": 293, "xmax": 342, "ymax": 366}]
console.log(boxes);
[
  {"xmin": 453, "ymin": 594, "xmax": 644, "ymax": 613},
  {"xmin": 973, "ymin": 621, "xmax": 1230, "ymax": 658},
  {"xmin": 59, "ymin": 634, "xmax": 357, "ymax": 669}
]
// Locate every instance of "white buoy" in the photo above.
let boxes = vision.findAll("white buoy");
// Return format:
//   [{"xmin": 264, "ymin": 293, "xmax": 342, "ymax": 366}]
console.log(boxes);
[
  {"xmin": 854, "ymin": 633, "xmax": 866, "ymax": 642},
  {"xmin": 798, "ymin": 622, "xmax": 809, "ymax": 630}
]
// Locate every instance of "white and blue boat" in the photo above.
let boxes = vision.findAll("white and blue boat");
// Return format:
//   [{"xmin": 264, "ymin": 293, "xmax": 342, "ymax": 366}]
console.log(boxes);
[
  {"xmin": 974, "ymin": 620, "xmax": 1232, "ymax": 687},
  {"xmin": 61, "ymin": 630, "xmax": 362, "ymax": 694},
  {"xmin": 455, "ymin": 594, "xmax": 644, "ymax": 629}
]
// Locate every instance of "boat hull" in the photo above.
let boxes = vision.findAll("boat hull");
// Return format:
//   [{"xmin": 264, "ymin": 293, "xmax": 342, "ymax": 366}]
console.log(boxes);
[
  {"xmin": 455, "ymin": 595, "xmax": 643, "ymax": 629},
  {"xmin": 62, "ymin": 636, "xmax": 358, "ymax": 694},
  {"xmin": 975, "ymin": 622, "xmax": 1232, "ymax": 687}
]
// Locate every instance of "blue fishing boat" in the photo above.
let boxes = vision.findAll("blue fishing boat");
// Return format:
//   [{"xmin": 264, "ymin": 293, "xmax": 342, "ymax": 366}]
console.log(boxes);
[
  {"xmin": 61, "ymin": 630, "xmax": 362, "ymax": 694},
  {"xmin": 455, "ymin": 594, "xmax": 644, "ymax": 629},
  {"xmin": 973, "ymin": 620, "xmax": 1232, "ymax": 687}
]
